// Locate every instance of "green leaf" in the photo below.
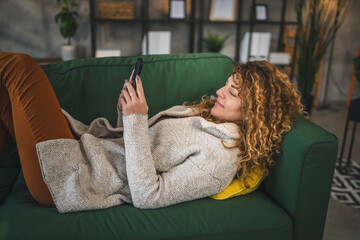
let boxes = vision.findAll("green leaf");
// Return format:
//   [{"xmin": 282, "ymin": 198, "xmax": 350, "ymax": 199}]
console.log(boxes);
[
  {"xmin": 55, "ymin": 0, "xmax": 79, "ymax": 41},
  {"xmin": 203, "ymin": 31, "xmax": 229, "ymax": 53}
]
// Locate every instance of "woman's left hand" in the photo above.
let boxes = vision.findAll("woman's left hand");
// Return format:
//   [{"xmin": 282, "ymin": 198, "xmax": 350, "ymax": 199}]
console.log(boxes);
[{"xmin": 119, "ymin": 76, "xmax": 149, "ymax": 115}]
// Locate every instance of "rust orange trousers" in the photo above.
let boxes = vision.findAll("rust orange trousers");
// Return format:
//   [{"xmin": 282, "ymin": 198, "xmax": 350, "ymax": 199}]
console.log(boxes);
[{"xmin": 0, "ymin": 52, "xmax": 76, "ymax": 207}]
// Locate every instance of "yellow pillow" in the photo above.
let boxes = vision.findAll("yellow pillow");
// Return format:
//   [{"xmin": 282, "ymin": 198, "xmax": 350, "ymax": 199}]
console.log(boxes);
[{"xmin": 210, "ymin": 167, "xmax": 266, "ymax": 200}]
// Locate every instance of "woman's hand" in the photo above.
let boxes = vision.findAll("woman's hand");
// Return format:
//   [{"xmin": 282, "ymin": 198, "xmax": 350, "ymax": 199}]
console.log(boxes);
[
  {"xmin": 117, "ymin": 70, "xmax": 134, "ymax": 112},
  {"xmin": 118, "ymin": 75, "xmax": 148, "ymax": 115}
]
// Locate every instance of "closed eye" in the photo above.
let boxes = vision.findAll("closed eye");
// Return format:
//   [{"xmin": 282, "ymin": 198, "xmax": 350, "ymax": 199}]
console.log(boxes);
[{"xmin": 226, "ymin": 80, "xmax": 239, "ymax": 97}]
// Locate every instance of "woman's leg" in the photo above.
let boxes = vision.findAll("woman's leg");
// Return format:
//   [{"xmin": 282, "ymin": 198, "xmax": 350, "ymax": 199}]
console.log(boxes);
[{"xmin": 0, "ymin": 52, "xmax": 76, "ymax": 207}]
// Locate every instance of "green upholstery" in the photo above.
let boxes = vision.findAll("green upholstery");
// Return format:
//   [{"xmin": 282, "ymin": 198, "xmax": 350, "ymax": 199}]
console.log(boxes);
[
  {"xmin": 41, "ymin": 53, "xmax": 233, "ymax": 123},
  {"xmin": 0, "ymin": 53, "xmax": 337, "ymax": 240},
  {"xmin": 0, "ymin": 137, "xmax": 20, "ymax": 205},
  {"xmin": 1, "ymin": 172, "xmax": 292, "ymax": 240},
  {"xmin": 262, "ymin": 117, "xmax": 338, "ymax": 240}
]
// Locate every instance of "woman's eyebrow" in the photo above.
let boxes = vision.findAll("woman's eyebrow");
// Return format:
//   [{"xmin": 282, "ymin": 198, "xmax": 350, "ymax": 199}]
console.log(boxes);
[
  {"xmin": 226, "ymin": 80, "xmax": 239, "ymax": 92},
  {"xmin": 230, "ymin": 83, "xmax": 239, "ymax": 92}
]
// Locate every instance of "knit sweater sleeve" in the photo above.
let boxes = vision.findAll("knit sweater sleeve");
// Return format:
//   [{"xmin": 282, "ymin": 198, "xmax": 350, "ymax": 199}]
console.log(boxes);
[
  {"xmin": 116, "ymin": 107, "xmax": 123, "ymax": 128},
  {"xmin": 123, "ymin": 114, "xmax": 224, "ymax": 209}
]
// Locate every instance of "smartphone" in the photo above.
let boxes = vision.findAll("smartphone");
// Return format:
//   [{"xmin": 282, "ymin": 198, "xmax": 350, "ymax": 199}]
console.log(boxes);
[{"xmin": 130, "ymin": 57, "xmax": 144, "ymax": 89}]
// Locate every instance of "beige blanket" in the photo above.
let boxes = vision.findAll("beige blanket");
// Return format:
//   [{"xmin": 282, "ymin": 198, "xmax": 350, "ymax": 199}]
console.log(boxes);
[{"xmin": 36, "ymin": 105, "xmax": 241, "ymax": 213}]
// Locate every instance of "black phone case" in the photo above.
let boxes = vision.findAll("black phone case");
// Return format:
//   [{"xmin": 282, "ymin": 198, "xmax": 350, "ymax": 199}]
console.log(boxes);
[{"xmin": 131, "ymin": 58, "xmax": 144, "ymax": 89}]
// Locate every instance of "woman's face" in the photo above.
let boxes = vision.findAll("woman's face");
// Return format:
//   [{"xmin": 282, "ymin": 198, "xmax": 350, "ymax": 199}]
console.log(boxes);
[{"xmin": 211, "ymin": 75, "xmax": 243, "ymax": 122}]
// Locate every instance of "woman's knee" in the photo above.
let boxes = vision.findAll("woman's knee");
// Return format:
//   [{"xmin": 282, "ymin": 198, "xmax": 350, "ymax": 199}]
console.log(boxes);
[
  {"xmin": 0, "ymin": 52, "xmax": 38, "ymax": 74},
  {"xmin": 10, "ymin": 53, "xmax": 37, "ymax": 68},
  {"xmin": 0, "ymin": 52, "xmax": 44, "ymax": 96},
  {"xmin": 0, "ymin": 52, "xmax": 33, "ymax": 63}
]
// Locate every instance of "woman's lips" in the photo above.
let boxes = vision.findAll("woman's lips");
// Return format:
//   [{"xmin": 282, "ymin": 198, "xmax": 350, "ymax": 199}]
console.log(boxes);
[{"xmin": 215, "ymin": 101, "xmax": 224, "ymax": 107}]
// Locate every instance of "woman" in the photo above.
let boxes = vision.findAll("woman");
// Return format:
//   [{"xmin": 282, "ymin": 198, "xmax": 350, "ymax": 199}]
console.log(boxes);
[{"xmin": 0, "ymin": 52, "xmax": 304, "ymax": 213}]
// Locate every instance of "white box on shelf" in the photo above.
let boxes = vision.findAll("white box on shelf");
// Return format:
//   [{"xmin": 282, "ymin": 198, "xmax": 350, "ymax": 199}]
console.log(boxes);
[
  {"xmin": 170, "ymin": 0, "xmax": 185, "ymax": 19},
  {"xmin": 142, "ymin": 31, "xmax": 171, "ymax": 55},
  {"xmin": 240, "ymin": 32, "xmax": 271, "ymax": 63},
  {"xmin": 269, "ymin": 52, "xmax": 291, "ymax": 65},
  {"xmin": 240, "ymin": 32, "xmax": 250, "ymax": 63},
  {"xmin": 95, "ymin": 49, "xmax": 121, "ymax": 58},
  {"xmin": 257, "ymin": 33, "xmax": 271, "ymax": 59},
  {"xmin": 250, "ymin": 32, "xmax": 260, "ymax": 59}
]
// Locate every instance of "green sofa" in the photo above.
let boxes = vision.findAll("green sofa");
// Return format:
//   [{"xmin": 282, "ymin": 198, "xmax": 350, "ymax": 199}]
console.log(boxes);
[{"xmin": 0, "ymin": 53, "xmax": 337, "ymax": 240}]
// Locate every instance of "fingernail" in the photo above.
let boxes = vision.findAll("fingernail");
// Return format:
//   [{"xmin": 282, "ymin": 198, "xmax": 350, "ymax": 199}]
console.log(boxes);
[
  {"xmin": 136, "ymin": 75, "xmax": 140, "ymax": 81},
  {"xmin": 125, "ymin": 79, "xmax": 128, "ymax": 83}
]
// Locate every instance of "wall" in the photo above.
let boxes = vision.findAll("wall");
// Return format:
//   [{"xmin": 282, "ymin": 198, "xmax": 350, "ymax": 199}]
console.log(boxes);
[
  {"xmin": 319, "ymin": 0, "xmax": 360, "ymax": 104},
  {"xmin": 0, "ymin": 0, "xmax": 90, "ymax": 58},
  {"xmin": 0, "ymin": 0, "xmax": 359, "ymax": 103}
]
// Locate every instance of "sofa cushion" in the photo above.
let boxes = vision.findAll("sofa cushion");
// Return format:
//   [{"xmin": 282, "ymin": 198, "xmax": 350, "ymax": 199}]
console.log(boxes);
[
  {"xmin": 211, "ymin": 166, "xmax": 266, "ymax": 200},
  {"xmin": 0, "ymin": 171, "xmax": 292, "ymax": 240}
]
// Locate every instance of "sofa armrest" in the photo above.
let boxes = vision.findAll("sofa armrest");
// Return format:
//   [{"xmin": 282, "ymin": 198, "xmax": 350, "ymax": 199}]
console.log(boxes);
[{"xmin": 262, "ymin": 117, "xmax": 338, "ymax": 240}]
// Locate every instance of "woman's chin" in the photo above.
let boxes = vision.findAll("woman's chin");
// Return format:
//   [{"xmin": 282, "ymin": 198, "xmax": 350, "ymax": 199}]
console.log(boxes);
[{"xmin": 210, "ymin": 107, "xmax": 219, "ymax": 118}]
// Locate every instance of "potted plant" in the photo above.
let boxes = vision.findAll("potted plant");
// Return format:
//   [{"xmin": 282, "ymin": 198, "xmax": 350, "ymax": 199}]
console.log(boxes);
[
  {"xmin": 295, "ymin": 0, "xmax": 348, "ymax": 113},
  {"xmin": 55, "ymin": 0, "xmax": 79, "ymax": 61},
  {"xmin": 203, "ymin": 31, "xmax": 229, "ymax": 53}
]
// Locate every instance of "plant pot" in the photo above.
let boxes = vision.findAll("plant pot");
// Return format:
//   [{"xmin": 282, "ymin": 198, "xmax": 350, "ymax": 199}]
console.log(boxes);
[
  {"xmin": 61, "ymin": 45, "xmax": 76, "ymax": 61},
  {"xmin": 301, "ymin": 95, "xmax": 314, "ymax": 115}
]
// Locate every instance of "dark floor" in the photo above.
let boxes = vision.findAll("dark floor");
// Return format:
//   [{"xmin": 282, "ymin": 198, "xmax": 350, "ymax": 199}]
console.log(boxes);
[{"xmin": 310, "ymin": 102, "xmax": 360, "ymax": 240}]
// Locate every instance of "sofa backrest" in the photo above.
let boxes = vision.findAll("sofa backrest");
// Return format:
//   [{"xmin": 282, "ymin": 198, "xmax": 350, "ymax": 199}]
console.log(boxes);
[{"xmin": 42, "ymin": 53, "xmax": 234, "ymax": 125}]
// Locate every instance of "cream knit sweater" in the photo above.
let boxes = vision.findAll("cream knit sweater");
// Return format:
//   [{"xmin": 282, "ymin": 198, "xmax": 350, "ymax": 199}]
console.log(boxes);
[{"xmin": 36, "ymin": 105, "xmax": 241, "ymax": 213}]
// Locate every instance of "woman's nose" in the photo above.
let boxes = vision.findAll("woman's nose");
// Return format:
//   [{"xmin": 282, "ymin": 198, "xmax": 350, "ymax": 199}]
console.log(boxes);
[{"xmin": 216, "ymin": 87, "xmax": 225, "ymax": 98}]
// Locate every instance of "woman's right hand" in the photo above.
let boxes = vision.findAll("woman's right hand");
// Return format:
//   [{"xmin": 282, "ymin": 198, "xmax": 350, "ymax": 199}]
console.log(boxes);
[
  {"xmin": 119, "ymin": 76, "xmax": 148, "ymax": 115},
  {"xmin": 118, "ymin": 68, "xmax": 148, "ymax": 115},
  {"xmin": 118, "ymin": 70, "xmax": 134, "ymax": 112}
]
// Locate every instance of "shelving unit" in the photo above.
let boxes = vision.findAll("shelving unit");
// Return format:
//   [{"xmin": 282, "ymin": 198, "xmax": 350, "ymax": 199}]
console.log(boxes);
[
  {"xmin": 89, "ymin": 0, "xmax": 298, "ymax": 72},
  {"xmin": 89, "ymin": 0, "xmax": 196, "ymax": 57}
]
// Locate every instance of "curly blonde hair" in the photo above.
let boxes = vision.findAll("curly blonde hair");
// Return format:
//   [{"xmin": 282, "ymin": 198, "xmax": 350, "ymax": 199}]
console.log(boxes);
[{"xmin": 184, "ymin": 61, "xmax": 305, "ymax": 187}]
